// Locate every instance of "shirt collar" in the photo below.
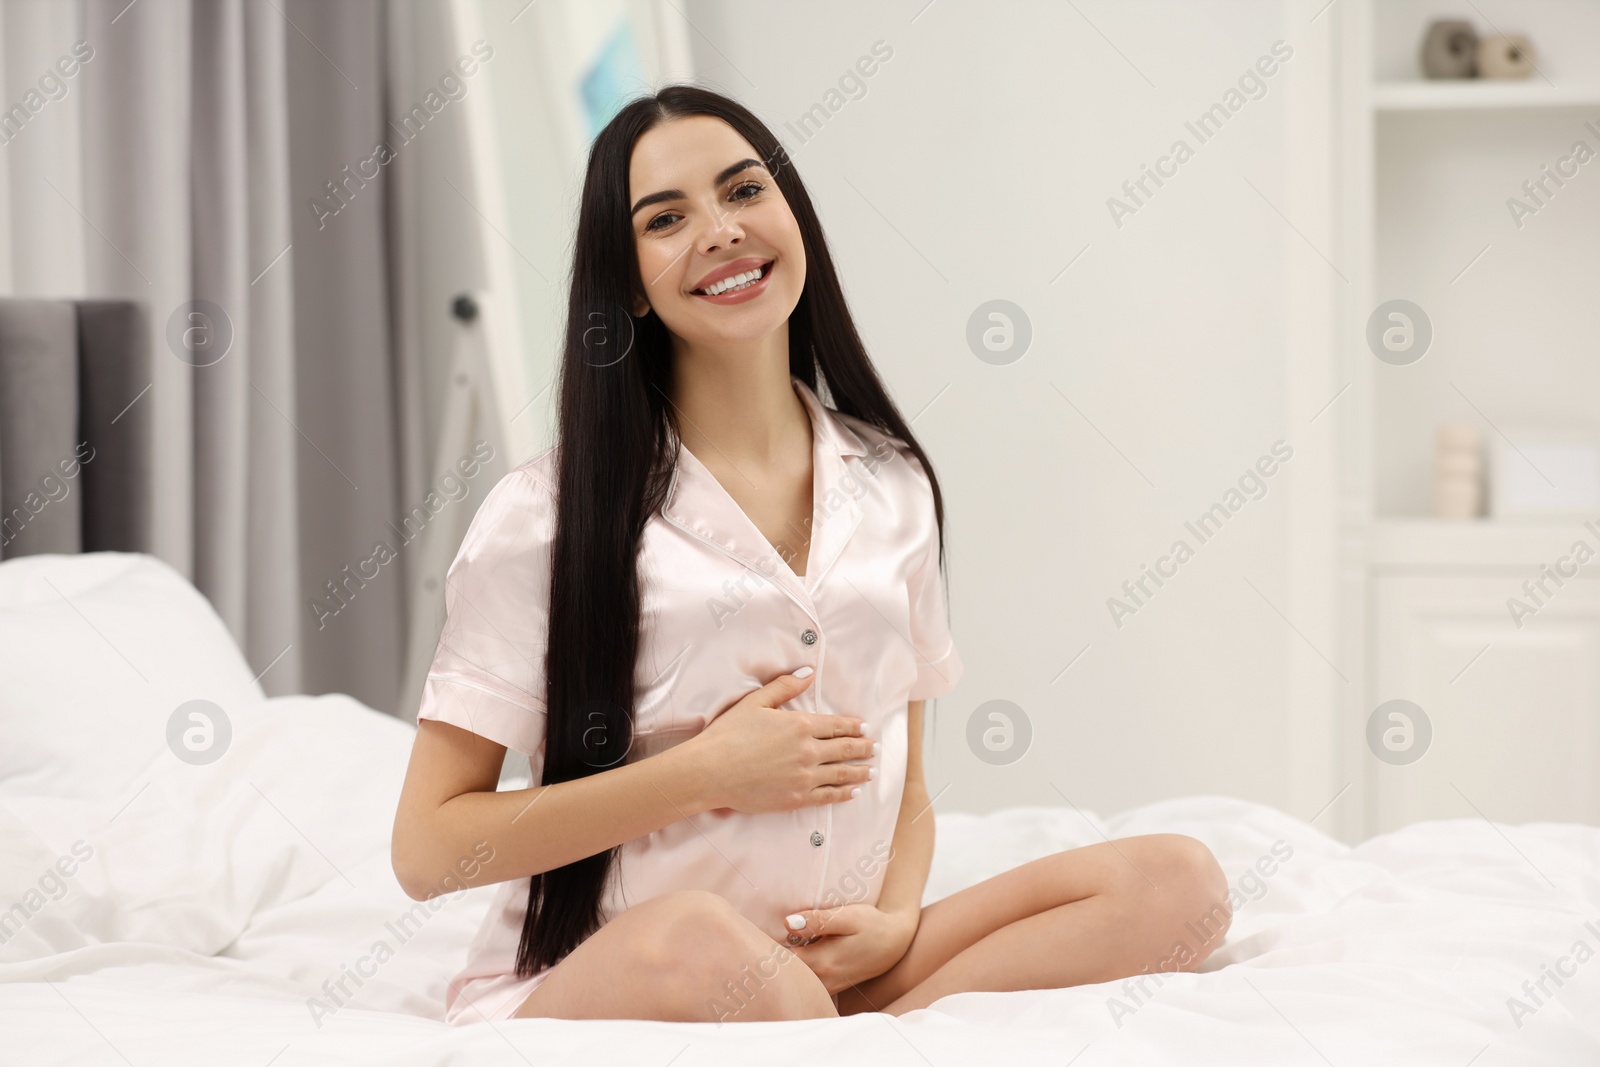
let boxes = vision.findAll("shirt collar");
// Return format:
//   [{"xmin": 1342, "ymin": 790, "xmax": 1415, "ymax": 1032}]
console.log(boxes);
[
  {"xmin": 793, "ymin": 375, "xmax": 871, "ymax": 461},
  {"xmin": 660, "ymin": 376, "xmax": 867, "ymax": 612}
]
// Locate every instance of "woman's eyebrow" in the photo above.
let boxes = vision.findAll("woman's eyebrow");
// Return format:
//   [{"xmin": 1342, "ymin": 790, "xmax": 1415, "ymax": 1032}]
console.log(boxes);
[{"xmin": 630, "ymin": 158, "xmax": 765, "ymax": 218}]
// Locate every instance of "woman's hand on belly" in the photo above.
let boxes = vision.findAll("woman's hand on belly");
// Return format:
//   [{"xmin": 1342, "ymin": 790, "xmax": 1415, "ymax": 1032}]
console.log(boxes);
[
  {"xmin": 684, "ymin": 668, "xmax": 876, "ymax": 814},
  {"xmin": 779, "ymin": 903, "xmax": 917, "ymax": 994}
]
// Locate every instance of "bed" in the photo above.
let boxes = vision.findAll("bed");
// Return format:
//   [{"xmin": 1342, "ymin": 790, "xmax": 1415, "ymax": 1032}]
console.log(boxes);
[{"xmin": 2, "ymin": 551, "xmax": 1598, "ymax": 1065}]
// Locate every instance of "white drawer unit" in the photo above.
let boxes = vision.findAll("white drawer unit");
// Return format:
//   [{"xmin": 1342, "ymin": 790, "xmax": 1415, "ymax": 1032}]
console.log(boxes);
[{"xmin": 1369, "ymin": 546, "xmax": 1600, "ymax": 836}]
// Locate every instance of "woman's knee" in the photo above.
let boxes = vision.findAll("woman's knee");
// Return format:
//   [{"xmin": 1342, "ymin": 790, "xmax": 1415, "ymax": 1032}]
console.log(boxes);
[
  {"xmin": 625, "ymin": 890, "xmax": 828, "ymax": 1021},
  {"xmin": 625, "ymin": 891, "xmax": 774, "ymax": 992},
  {"xmin": 512, "ymin": 891, "xmax": 775, "ymax": 1023},
  {"xmin": 1082, "ymin": 834, "xmax": 1229, "ymax": 973},
  {"xmin": 1133, "ymin": 834, "xmax": 1232, "ymax": 968}
]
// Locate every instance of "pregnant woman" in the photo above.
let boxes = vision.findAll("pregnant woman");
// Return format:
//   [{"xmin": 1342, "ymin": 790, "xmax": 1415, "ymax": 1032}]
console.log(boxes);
[{"xmin": 391, "ymin": 85, "xmax": 1231, "ymax": 1025}]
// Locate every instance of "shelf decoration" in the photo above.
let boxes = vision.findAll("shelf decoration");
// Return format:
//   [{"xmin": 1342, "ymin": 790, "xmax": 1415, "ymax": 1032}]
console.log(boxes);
[
  {"xmin": 1421, "ymin": 20, "xmax": 1478, "ymax": 79},
  {"xmin": 1489, "ymin": 427, "xmax": 1600, "ymax": 519},
  {"xmin": 1434, "ymin": 423, "xmax": 1483, "ymax": 519},
  {"xmin": 1418, "ymin": 19, "xmax": 1538, "ymax": 82},
  {"xmin": 1478, "ymin": 34, "xmax": 1537, "ymax": 80}
]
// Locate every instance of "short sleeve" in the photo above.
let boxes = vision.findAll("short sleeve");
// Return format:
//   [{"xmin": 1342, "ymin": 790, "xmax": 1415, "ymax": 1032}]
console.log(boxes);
[
  {"xmin": 416, "ymin": 467, "xmax": 554, "ymax": 756},
  {"xmin": 905, "ymin": 466, "xmax": 963, "ymax": 701}
]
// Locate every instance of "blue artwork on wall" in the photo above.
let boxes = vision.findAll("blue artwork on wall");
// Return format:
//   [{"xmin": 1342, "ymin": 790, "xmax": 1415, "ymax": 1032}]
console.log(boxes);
[{"xmin": 580, "ymin": 18, "xmax": 645, "ymax": 139}]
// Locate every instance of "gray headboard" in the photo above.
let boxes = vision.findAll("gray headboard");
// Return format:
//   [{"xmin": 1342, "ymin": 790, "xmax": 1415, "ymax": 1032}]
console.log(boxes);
[{"xmin": 0, "ymin": 299, "xmax": 153, "ymax": 558}]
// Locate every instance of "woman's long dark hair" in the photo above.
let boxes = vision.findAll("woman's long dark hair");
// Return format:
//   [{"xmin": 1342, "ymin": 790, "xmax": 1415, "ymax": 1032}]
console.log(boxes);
[{"xmin": 515, "ymin": 84, "xmax": 951, "ymax": 978}]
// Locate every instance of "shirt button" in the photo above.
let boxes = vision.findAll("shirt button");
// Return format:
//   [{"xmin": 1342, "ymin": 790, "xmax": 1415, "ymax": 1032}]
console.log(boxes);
[
  {"xmin": 810, "ymin": 830, "xmax": 824, "ymax": 847},
  {"xmin": 801, "ymin": 628, "xmax": 818, "ymax": 645}
]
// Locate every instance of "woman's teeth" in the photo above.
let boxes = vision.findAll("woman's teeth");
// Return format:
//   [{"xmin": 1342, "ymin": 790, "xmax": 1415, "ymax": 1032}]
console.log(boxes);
[{"xmin": 699, "ymin": 265, "xmax": 766, "ymax": 296}]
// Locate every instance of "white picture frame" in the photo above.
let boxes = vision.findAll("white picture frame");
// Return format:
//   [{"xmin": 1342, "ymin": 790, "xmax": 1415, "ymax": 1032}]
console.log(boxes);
[{"xmin": 1488, "ymin": 424, "xmax": 1600, "ymax": 520}]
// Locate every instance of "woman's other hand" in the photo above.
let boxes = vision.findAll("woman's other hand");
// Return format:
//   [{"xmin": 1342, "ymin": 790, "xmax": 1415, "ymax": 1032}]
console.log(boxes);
[{"xmin": 780, "ymin": 903, "xmax": 916, "ymax": 994}]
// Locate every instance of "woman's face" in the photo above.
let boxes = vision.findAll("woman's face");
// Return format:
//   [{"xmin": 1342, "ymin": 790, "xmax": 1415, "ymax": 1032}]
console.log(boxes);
[{"xmin": 627, "ymin": 115, "xmax": 806, "ymax": 349}]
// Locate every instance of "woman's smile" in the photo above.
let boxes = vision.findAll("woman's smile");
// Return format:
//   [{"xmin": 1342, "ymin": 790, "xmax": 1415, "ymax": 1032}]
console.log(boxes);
[{"xmin": 690, "ymin": 259, "xmax": 776, "ymax": 304}]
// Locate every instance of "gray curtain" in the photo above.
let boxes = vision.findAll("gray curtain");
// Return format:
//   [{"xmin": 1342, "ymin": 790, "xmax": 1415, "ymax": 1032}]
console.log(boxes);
[
  {"xmin": 0, "ymin": 298, "xmax": 153, "ymax": 558},
  {"xmin": 0, "ymin": 0, "xmax": 452, "ymax": 715}
]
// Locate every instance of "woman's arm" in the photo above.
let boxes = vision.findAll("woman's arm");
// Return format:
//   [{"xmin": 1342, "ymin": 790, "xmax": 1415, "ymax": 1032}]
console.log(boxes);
[
  {"xmin": 393, "ymin": 671, "xmax": 869, "ymax": 902},
  {"xmin": 391, "ymin": 718, "xmax": 715, "ymax": 901},
  {"xmin": 873, "ymin": 699, "xmax": 935, "ymax": 930}
]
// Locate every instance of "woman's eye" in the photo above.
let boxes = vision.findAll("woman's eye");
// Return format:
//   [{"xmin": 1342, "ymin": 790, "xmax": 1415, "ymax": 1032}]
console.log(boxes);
[{"xmin": 643, "ymin": 183, "xmax": 761, "ymax": 233}]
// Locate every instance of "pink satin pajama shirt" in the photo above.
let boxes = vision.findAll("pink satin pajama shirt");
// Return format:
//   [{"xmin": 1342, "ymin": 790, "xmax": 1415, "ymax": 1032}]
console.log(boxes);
[{"xmin": 417, "ymin": 376, "xmax": 964, "ymax": 1025}]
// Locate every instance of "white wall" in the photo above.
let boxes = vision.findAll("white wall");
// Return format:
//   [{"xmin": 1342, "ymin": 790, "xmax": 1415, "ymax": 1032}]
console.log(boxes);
[{"xmin": 682, "ymin": 0, "xmax": 1335, "ymax": 823}]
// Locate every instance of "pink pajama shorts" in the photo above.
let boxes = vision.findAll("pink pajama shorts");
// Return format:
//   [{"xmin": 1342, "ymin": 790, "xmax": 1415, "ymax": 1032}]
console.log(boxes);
[{"xmin": 445, "ymin": 968, "xmax": 557, "ymax": 1025}]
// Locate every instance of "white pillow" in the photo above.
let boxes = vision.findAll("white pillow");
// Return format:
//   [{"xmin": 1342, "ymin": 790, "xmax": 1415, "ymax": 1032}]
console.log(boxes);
[
  {"xmin": 0, "ymin": 551, "xmax": 266, "ymax": 799},
  {"xmin": 0, "ymin": 691, "xmax": 420, "ymax": 965}
]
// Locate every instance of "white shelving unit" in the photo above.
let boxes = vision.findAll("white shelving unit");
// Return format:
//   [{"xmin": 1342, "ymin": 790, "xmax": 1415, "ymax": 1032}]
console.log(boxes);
[
  {"xmin": 1372, "ymin": 80, "xmax": 1600, "ymax": 111},
  {"xmin": 1336, "ymin": 0, "xmax": 1600, "ymax": 836}
]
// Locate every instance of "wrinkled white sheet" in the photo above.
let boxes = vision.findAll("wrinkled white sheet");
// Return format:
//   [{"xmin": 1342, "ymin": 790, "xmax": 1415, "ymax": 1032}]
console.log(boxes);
[{"xmin": 3, "ymin": 692, "xmax": 1598, "ymax": 1065}]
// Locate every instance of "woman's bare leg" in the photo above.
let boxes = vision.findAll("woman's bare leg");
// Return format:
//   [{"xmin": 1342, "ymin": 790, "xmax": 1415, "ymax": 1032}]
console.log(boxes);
[
  {"xmin": 510, "ymin": 889, "xmax": 838, "ymax": 1023},
  {"xmin": 834, "ymin": 833, "xmax": 1231, "ymax": 1016}
]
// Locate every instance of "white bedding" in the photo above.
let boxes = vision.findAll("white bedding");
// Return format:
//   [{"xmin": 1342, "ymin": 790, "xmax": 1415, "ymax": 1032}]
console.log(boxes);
[{"xmin": 3, "ymin": 554, "xmax": 1600, "ymax": 1063}]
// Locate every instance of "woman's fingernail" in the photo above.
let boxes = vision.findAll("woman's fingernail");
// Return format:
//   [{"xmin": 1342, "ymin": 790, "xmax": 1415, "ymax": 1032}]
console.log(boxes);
[
  {"xmin": 871, "ymin": 741, "xmax": 880, "ymax": 756},
  {"xmin": 850, "ymin": 786, "xmax": 861, "ymax": 799},
  {"xmin": 867, "ymin": 766, "xmax": 877, "ymax": 779},
  {"xmin": 786, "ymin": 913, "xmax": 807, "ymax": 930},
  {"xmin": 860, "ymin": 721, "xmax": 872, "ymax": 736},
  {"xmin": 793, "ymin": 666, "xmax": 813, "ymax": 678}
]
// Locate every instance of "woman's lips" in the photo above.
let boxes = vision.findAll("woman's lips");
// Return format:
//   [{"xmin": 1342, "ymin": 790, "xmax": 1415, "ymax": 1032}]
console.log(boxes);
[{"xmin": 692, "ymin": 260, "xmax": 774, "ymax": 305}]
